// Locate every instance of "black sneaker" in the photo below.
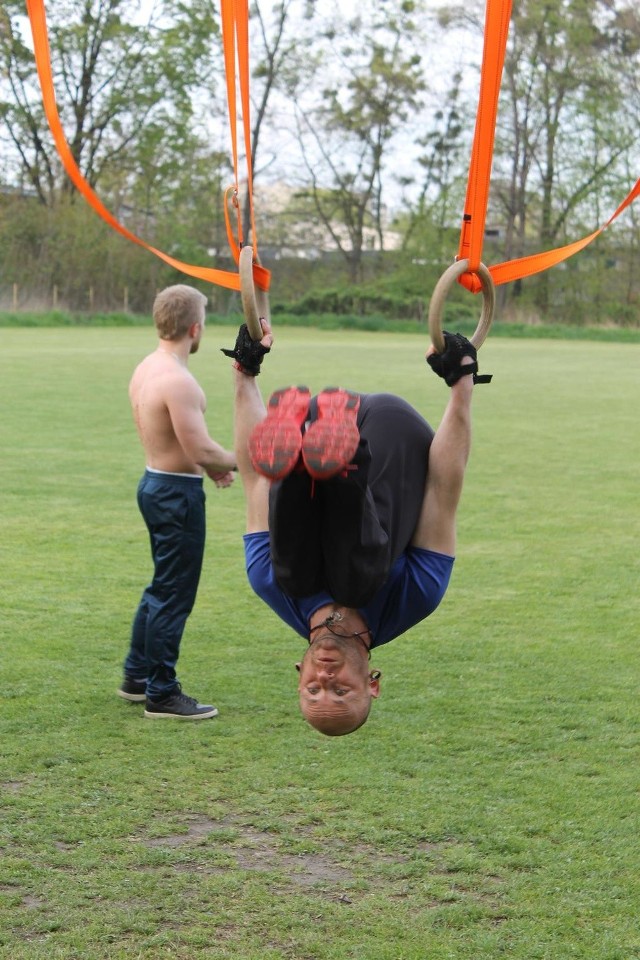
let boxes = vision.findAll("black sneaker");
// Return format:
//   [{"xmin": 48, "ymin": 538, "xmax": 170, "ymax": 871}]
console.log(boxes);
[
  {"xmin": 144, "ymin": 685, "xmax": 218, "ymax": 720},
  {"xmin": 117, "ymin": 676, "xmax": 147, "ymax": 702}
]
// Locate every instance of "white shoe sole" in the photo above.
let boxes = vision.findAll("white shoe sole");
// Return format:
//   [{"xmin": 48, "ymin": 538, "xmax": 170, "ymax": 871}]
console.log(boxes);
[
  {"xmin": 117, "ymin": 689, "xmax": 146, "ymax": 702},
  {"xmin": 143, "ymin": 706, "xmax": 219, "ymax": 720}
]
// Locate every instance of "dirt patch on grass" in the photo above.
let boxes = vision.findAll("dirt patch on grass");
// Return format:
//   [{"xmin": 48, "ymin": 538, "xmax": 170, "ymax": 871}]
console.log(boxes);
[
  {"xmin": 135, "ymin": 811, "xmax": 481, "ymax": 905},
  {"xmin": 1, "ymin": 781, "xmax": 25, "ymax": 793},
  {"xmin": 141, "ymin": 814, "xmax": 354, "ymax": 889}
]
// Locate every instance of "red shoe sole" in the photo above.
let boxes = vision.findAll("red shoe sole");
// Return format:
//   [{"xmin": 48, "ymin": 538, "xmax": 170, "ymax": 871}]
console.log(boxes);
[
  {"xmin": 302, "ymin": 388, "xmax": 361, "ymax": 480},
  {"xmin": 248, "ymin": 386, "xmax": 311, "ymax": 480}
]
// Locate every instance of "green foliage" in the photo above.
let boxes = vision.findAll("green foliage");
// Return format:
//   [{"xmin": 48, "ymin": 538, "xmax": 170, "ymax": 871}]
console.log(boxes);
[
  {"xmin": 0, "ymin": 0, "xmax": 222, "ymax": 201},
  {"xmin": 1, "ymin": 328, "xmax": 639, "ymax": 959},
  {"xmin": 495, "ymin": 0, "xmax": 640, "ymax": 314},
  {"xmin": 276, "ymin": 286, "xmax": 423, "ymax": 319}
]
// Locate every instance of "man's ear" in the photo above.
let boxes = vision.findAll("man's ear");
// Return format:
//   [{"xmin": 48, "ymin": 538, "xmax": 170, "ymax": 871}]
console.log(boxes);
[{"xmin": 369, "ymin": 674, "xmax": 381, "ymax": 699}]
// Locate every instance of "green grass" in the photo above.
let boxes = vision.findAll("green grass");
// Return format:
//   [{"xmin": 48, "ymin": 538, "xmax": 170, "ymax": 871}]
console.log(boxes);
[{"xmin": 1, "ymin": 327, "xmax": 639, "ymax": 960}]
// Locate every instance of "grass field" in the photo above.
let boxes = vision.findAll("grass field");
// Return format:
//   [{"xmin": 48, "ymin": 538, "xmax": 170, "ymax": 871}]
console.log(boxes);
[{"xmin": 1, "ymin": 326, "xmax": 638, "ymax": 960}]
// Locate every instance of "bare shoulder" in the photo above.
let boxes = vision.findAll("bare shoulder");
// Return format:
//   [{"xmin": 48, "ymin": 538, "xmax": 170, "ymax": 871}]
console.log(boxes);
[
  {"xmin": 167, "ymin": 364, "xmax": 205, "ymax": 410},
  {"xmin": 130, "ymin": 353, "xmax": 203, "ymax": 408}
]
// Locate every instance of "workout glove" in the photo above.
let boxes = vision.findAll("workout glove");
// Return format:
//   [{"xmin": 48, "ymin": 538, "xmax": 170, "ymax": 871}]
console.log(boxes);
[
  {"xmin": 427, "ymin": 331, "xmax": 492, "ymax": 386},
  {"xmin": 221, "ymin": 323, "xmax": 271, "ymax": 376}
]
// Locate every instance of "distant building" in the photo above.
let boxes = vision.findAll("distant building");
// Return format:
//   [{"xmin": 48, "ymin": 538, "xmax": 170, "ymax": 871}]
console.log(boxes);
[{"xmin": 250, "ymin": 180, "xmax": 402, "ymax": 259}]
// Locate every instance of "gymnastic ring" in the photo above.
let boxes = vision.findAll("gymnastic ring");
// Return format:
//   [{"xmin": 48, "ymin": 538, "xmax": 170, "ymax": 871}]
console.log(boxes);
[
  {"xmin": 428, "ymin": 258, "xmax": 495, "ymax": 354},
  {"xmin": 239, "ymin": 244, "xmax": 270, "ymax": 341}
]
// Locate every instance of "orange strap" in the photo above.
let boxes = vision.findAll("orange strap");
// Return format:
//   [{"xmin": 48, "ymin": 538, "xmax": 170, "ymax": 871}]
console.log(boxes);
[
  {"xmin": 220, "ymin": 0, "xmax": 269, "ymax": 291},
  {"xmin": 457, "ymin": 0, "xmax": 512, "ymax": 281},
  {"xmin": 457, "ymin": 0, "xmax": 639, "ymax": 293},
  {"xmin": 220, "ymin": 0, "xmax": 244, "ymax": 257},
  {"xmin": 26, "ymin": 0, "xmax": 270, "ymax": 293}
]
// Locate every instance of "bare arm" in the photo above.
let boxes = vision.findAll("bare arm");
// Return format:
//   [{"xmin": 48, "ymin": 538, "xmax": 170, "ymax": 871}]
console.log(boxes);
[
  {"xmin": 167, "ymin": 377, "xmax": 236, "ymax": 480},
  {"xmin": 233, "ymin": 320, "xmax": 274, "ymax": 532},
  {"xmin": 411, "ymin": 359, "xmax": 474, "ymax": 555}
]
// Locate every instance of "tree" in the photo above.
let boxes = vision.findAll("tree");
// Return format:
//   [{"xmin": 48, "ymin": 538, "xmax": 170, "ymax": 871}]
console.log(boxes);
[
  {"xmin": 239, "ymin": 0, "xmax": 313, "ymax": 244},
  {"xmin": 402, "ymin": 70, "xmax": 468, "ymax": 261},
  {"xmin": 0, "ymin": 0, "xmax": 221, "ymax": 204},
  {"xmin": 293, "ymin": 0, "xmax": 426, "ymax": 283},
  {"xmin": 0, "ymin": 0, "xmax": 239, "ymax": 310},
  {"xmin": 494, "ymin": 0, "xmax": 640, "ymax": 312}
]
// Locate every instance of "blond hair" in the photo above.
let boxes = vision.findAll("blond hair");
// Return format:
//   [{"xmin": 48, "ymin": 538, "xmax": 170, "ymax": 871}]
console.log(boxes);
[{"xmin": 153, "ymin": 285, "xmax": 207, "ymax": 340}]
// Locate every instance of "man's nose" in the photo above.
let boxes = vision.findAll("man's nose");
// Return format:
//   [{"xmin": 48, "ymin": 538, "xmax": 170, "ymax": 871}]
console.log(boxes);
[{"xmin": 317, "ymin": 665, "xmax": 334, "ymax": 680}]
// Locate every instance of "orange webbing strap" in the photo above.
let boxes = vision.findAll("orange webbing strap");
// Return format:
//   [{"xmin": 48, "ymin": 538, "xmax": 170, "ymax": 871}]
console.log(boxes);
[
  {"xmin": 26, "ymin": 0, "xmax": 269, "ymax": 293},
  {"xmin": 457, "ymin": 0, "xmax": 512, "ymax": 289},
  {"xmin": 220, "ymin": 0, "xmax": 242, "ymax": 259},
  {"xmin": 220, "ymin": 0, "xmax": 269, "ymax": 292},
  {"xmin": 235, "ymin": 0, "xmax": 258, "ymax": 252}
]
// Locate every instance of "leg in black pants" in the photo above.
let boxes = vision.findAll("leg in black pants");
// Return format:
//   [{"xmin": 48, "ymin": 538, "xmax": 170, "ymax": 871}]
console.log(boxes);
[
  {"xmin": 268, "ymin": 393, "xmax": 433, "ymax": 607},
  {"xmin": 125, "ymin": 472, "xmax": 206, "ymax": 699}
]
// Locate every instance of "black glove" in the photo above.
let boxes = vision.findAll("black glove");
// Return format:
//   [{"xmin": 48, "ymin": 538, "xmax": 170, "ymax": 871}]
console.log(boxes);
[
  {"xmin": 221, "ymin": 323, "xmax": 270, "ymax": 376},
  {"xmin": 427, "ymin": 331, "xmax": 492, "ymax": 386}
]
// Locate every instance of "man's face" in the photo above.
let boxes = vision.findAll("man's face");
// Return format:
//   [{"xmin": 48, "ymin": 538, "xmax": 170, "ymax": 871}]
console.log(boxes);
[{"xmin": 296, "ymin": 634, "xmax": 380, "ymax": 735}]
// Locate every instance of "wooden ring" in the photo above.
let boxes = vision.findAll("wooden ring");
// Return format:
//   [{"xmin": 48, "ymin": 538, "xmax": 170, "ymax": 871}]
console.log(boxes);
[
  {"xmin": 428, "ymin": 259, "xmax": 495, "ymax": 353},
  {"xmin": 239, "ymin": 245, "xmax": 270, "ymax": 341}
]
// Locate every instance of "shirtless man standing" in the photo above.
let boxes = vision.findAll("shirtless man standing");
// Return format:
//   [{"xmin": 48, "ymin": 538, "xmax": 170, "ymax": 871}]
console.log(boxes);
[{"xmin": 118, "ymin": 285, "xmax": 236, "ymax": 720}]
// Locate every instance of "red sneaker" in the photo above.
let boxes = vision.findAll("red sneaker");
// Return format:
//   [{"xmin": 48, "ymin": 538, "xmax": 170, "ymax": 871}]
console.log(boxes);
[
  {"xmin": 248, "ymin": 386, "xmax": 311, "ymax": 480},
  {"xmin": 302, "ymin": 388, "xmax": 361, "ymax": 480}
]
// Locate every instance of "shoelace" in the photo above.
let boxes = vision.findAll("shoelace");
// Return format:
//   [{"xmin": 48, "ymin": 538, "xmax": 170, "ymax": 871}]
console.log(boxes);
[
  {"xmin": 177, "ymin": 693, "xmax": 198, "ymax": 707},
  {"xmin": 171, "ymin": 684, "xmax": 197, "ymax": 707}
]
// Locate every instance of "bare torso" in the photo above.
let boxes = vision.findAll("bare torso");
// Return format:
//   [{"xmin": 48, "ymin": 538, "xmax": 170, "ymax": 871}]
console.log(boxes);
[{"xmin": 129, "ymin": 350, "xmax": 206, "ymax": 475}]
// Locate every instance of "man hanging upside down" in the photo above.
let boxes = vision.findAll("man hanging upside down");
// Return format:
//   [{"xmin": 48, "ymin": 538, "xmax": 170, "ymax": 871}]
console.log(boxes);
[{"xmin": 223, "ymin": 321, "xmax": 490, "ymax": 737}]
